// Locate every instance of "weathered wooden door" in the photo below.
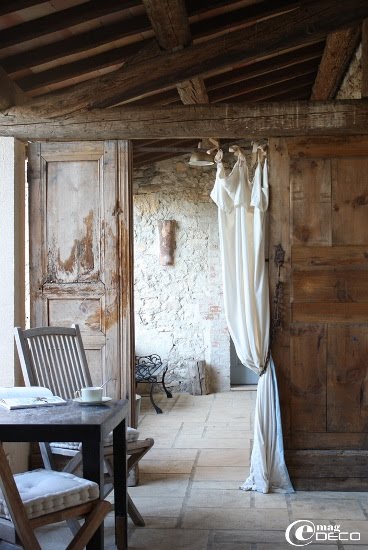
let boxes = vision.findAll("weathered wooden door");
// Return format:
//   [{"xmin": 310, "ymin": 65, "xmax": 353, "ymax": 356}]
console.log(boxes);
[
  {"xmin": 269, "ymin": 136, "xmax": 368, "ymax": 490},
  {"xmin": 27, "ymin": 141, "xmax": 134, "ymax": 404}
]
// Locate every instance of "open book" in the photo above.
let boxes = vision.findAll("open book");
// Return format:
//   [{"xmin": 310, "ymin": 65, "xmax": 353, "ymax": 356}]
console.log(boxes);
[{"xmin": 0, "ymin": 395, "xmax": 67, "ymax": 410}]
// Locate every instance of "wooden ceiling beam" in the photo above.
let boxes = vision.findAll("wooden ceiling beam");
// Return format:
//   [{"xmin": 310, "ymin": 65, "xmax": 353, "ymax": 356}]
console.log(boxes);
[
  {"xmin": 0, "ymin": 0, "xmax": 141, "ymax": 50},
  {"xmin": 0, "ymin": 66, "xmax": 28, "ymax": 110},
  {"xmin": 311, "ymin": 26, "xmax": 361, "ymax": 100},
  {"xmin": 142, "ymin": 0, "xmax": 209, "ymax": 105},
  {"xmin": 0, "ymin": 0, "xmax": 49, "ymax": 16},
  {"xmin": 2, "ymin": 100, "xmax": 368, "ymax": 141},
  {"xmin": 17, "ymin": 0, "xmax": 368, "ymax": 116}
]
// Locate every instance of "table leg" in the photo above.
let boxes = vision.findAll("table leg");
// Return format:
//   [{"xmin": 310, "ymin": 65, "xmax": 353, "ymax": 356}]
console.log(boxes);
[
  {"xmin": 82, "ymin": 439, "xmax": 105, "ymax": 550},
  {"xmin": 113, "ymin": 418, "xmax": 127, "ymax": 550}
]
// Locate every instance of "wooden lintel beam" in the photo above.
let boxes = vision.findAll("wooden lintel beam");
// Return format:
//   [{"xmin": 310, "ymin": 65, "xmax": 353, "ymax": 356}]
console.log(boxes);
[
  {"xmin": 17, "ymin": 0, "xmax": 368, "ymax": 116},
  {"xmin": 0, "ymin": 67, "xmax": 28, "ymax": 110},
  {"xmin": 2, "ymin": 100, "xmax": 368, "ymax": 141},
  {"xmin": 311, "ymin": 27, "xmax": 361, "ymax": 100}
]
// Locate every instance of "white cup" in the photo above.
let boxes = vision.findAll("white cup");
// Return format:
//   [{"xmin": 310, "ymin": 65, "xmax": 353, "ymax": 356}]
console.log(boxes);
[{"xmin": 75, "ymin": 386, "xmax": 103, "ymax": 402}]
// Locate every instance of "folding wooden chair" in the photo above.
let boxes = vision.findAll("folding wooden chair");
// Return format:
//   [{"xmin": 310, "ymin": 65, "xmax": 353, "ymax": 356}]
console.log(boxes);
[{"xmin": 14, "ymin": 325, "xmax": 154, "ymax": 527}]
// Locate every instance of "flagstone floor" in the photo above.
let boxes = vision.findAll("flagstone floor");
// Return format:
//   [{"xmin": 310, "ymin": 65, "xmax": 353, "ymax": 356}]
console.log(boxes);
[{"xmin": 37, "ymin": 390, "xmax": 368, "ymax": 549}]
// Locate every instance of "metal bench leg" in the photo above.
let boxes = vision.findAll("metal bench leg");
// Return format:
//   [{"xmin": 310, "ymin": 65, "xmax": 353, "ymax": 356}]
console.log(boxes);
[
  {"xmin": 150, "ymin": 382, "xmax": 163, "ymax": 414},
  {"xmin": 161, "ymin": 366, "xmax": 172, "ymax": 398}
]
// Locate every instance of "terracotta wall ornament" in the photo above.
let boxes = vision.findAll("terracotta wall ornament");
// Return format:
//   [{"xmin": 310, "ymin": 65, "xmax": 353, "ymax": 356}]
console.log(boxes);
[{"xmin": 158, "ymin": 220, "xmax": 176, "ymax": 265}]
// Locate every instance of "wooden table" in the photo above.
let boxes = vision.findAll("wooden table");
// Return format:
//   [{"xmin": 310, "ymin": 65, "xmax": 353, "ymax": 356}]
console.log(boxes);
[{"xmin": 0, "ymin": 399, "xmax": 129, "ymax": 550}]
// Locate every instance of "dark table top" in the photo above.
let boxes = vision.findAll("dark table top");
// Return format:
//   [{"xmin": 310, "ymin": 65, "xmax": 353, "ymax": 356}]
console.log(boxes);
[{"xmin": 0, "ymin": 399, "xmax": 129, "ymax": 442}]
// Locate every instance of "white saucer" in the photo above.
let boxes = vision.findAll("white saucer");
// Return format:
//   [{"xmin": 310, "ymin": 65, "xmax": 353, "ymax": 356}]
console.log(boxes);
[{"xmin": 73, "ymin": 397, "xmax": 112, "ymax": 406}]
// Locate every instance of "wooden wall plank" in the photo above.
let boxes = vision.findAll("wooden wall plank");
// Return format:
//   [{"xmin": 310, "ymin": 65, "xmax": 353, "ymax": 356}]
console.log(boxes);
[
  {"xmin": 290, "ymin": 324, "xmax": 327, "ymax": 432},
  {"xmin": 293, "ymin": 270, "xmax": 368, "ymax": 302},
  {"xmin": 292, "ymin": 245, "xmax": 368, "ymax": 270},
  {"xmin": 291, "ymin": 157, "xmax": 332, "ymax": 245},
  {"xmin": 287, "ymin": 135, "xmax": 368, "ymax": 157},
  {"xmin": 268, "ymin": 138, "xmax": 291, "ymax": 439},
  {"xmin": 327, "ymin": 326, "xmax": 368, "ymax": 432},
  {"xmin": 332, "ymin": 158, "xmax": 368, "ymax": 245},
  {"xmin": 289, "ymin": 432, "xmax": 368, "ymax": 449},
  {"xmin": 292, "ymin": 303, "xmax": 368, "ymax": 323}
]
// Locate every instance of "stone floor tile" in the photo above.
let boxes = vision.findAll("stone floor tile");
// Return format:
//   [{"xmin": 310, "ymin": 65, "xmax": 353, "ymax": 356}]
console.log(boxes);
[
  {"xmin": 129, "ymin": 528, "xmax": 210, "ymax": 550},
  {"xmin": 140, "ymin": 459, "xmax": 194, "ymax": 474},
  {"xmin": 129, "ymin": 516, "xmax": 178, "ymax": 528},
  {"xmin": 187, "ymin": 488, "xmax": 251, "ymax": 508},
  {"xmin": 141, "ymin": 448, "xmax": 198, "ymax": 461},
  {"xmin": 182, "ymin": 507, "xmax": 290, "ymax": 530},
  {"xmin": 212, "ymin": 544, "xmax": 252, "ymax": 550},
  {"xmin": 197, "ymin": 448, "xmax": 250, "ymax": 467},
  {"xmin": 257, "ymin": 545, "xmax": 338, "ymax": 550},
  {"xmin": 192, "ymin": 480, "xmax": 244, "ymax": 490},
  {"xmin": 130, "ymin": 496, "xmax": 184, "ymax": 517},
  {"xmin": 289, "ymin": 499, "xmax": 366, "ymax": 520},
  {"xmin": 254, "ymin": 492, "xmax": 288, "ymax": 508},
  {"xmin": 174, "ymin": 437, "xmax": 251, "ymax": 449},
  {"xmin": 193, "ymin": 466, "xmax": 249, "ymax": 482},
  {"xmin": 213, "ymin": 529, "xmax": 286, "ymax": 544},
  {"xmin": 129, "ymin": 473, "xmax": 190, "ymax": 496}
]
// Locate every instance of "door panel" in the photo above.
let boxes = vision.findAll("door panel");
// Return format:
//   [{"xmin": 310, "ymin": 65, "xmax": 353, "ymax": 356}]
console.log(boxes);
[{"xmin": 28, "ymin": 141, "xmax": 134, "ymax": 402}]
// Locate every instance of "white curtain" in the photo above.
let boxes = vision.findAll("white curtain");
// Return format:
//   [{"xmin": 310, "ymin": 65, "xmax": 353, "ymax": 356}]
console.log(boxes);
[{"xmin": 210, "ymin": 148, "xmax": 293, "ymax": 493}]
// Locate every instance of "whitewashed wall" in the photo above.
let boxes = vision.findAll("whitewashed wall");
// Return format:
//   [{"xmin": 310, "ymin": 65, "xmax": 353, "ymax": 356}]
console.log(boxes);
[{"xmin": 133, "ymin": 157, "xmax": 230, "ymax": 393}]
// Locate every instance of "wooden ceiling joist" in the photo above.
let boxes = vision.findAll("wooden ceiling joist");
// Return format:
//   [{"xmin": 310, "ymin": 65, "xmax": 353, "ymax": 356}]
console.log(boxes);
[
  {"xmin": 14, "ymin": 0, "xmax": 368, "ymax": 117},
  {"xmin": 0, "ymin": 66, "xmax": 28, "ymax": 110},
  {"xmin": 311, "ymin": 26, "xmax": 361, "ymax": 100},
  {"xmin": 142, "ymin": 0, "xmax": 209, "ymax": 106},
  {"xmin": 2, "ymin": 101, "xmax": 368, "ymax": 141}
]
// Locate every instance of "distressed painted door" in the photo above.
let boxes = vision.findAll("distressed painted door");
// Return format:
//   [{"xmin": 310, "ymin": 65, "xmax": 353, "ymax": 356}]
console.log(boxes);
[
  {"xmin": 27, "ymin": 141, "xmax": 134, "ymax": 404},
  {"xmin": 269, "ymin": 136, "xmax": 368, "ymax": 490}
]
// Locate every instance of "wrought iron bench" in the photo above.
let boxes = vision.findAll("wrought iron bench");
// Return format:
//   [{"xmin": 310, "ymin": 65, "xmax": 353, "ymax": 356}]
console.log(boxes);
[{"xmin": 135, "ymin": 354, "xmax": 173, "ymax": 414}]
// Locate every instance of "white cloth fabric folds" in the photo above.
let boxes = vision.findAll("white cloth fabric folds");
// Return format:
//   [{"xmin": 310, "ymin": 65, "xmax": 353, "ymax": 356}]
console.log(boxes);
[{"xmin": 210, "ymin": 150, "xmax": 293, "ymax": 493}]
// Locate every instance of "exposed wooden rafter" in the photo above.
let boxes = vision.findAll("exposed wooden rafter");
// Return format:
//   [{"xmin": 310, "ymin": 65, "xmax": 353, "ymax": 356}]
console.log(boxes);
[
  {"xmin": 311, "ymin": 27, "xmax": 361, "ymax": 100},
  {"xmin": 0, "ymin": 1, "xmax": 49, "ymax": 16},
  {"xmin": 142, "ymin": 0, "xmax": 209, "ymax": 105},
  {"xmin": 0, "ymin": 67, "xmax": 28, "ymax": 110},
  {"xmin": 2, "ymin": 101, "xmax": 368, "ymax": 141},
  {"xmin": 12, "ymin": 0, "xmax": 368, "ymax": 117}
]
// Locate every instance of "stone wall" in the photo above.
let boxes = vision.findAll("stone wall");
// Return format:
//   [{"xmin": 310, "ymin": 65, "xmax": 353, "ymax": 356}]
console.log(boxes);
[
  {"xmin": 337, "ymin": 44, "xmax": 362, "ymax": 99},
  {"xmin": 133, "ymin": 157, "xmax": 230, "ymax": 393}
]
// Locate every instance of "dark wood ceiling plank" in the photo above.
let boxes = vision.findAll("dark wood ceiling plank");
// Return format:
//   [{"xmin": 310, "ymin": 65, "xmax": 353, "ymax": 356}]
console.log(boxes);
[
  {"xmin": 2, "ymin": 100, "xmax": 368, "ymax": 141},
  {"xmin": 208, "ymin": 60, "xmax": 319, "ymax": 102},
  {"xmin": 0, "ymin": 0, "xmax": 141, "ymax": 50},
  {"xmin": 1, "ymin": 16, "xmax": 151, "ymax": 74},
  {"xmin": 143, "ymin": 0, "xmax": 209, "ymax": 105},
  {"xmin": 16, "ymin": 0, "xmax": 368, "ymax": 116},
  {"xmin": 226, "ymin": 80, "xmax": 316, "ymax": 103},
  {"xmin": 16, "ymin": 41, "xmax": 149, "ymax": 92},
  {"xmin": 0, "ymin": 0, "xmax": 49, "ymax": 16},
  {"xmin": 311, "ymin": 26, "xmax": 361, "ymax": 100},
  {"xmin": 191, "ymin": 0, "xmax": 299, "ymax": 41},
  {"xmin": 0, "ymin": 66, "xmax": 28, "ymax": 109},
  {"xmin": 205, "ymin": 41, "xmax": 325, "ymax": 91}
]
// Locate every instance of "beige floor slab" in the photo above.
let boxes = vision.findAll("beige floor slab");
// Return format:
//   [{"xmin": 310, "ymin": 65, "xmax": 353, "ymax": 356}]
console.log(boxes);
[
  {"xmin": 193, "ymin": 466, "xmax": 249, "ymax": 482},
  {"xmin": 187, "ymin": 488, "xmax": 251, "ymax": 508},
  {"xmin": 192, "ymin": 480, "xmax": 245, "ymax": 490},
  {"xmin": 129, "ymin": 528, "xmax": 210, "ymax": 550},
  {"xmin": 289, "ymin": 499, "xmax": 366, "ymax": 520},
  {"xmin": 197, "ymin": 448, "xmax": 250, "ymax": 467},
  {"xmin": 174, "ymin": 437, "xmax": 251, "ymax": 449},
  {"xmin": 129, "ymin": 473, "xmax": 190, "ymax": 496},
  {"xmin": 213, "ymin": 529, "xmax": 287, "ymax": 544},
  {"xmin": 141, "ymin": 448, "xmax": 198, "ymax": 461},
  {"xmin": 130, "ymin": 496, "xmax": 184, "ymax": 517},
  {"xmin": 254, "ymin": 492, "xmax": 288, "ymax": 508},
  {"xmin": 140, "ymin": 459, "xmax": 194, "ymax": 474},
  {"xmin": 182, "ymin": 507, "xmax": 290, "ymax": 530}
]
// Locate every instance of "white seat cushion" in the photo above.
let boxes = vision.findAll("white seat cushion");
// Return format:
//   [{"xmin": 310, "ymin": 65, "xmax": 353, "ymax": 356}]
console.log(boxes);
[
  {"xmin": 50, "ymin": 426, "xmax": 140, "ymax": 452},
  {"xmin": 0, "ymin": 469, "xmax": 99, "ymax": 520}
]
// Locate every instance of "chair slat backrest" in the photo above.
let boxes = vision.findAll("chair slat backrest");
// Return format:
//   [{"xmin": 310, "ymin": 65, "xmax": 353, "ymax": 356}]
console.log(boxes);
[{"xmin": 14, "ymin": 325, "xmax": 93, "ymax": 399}]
